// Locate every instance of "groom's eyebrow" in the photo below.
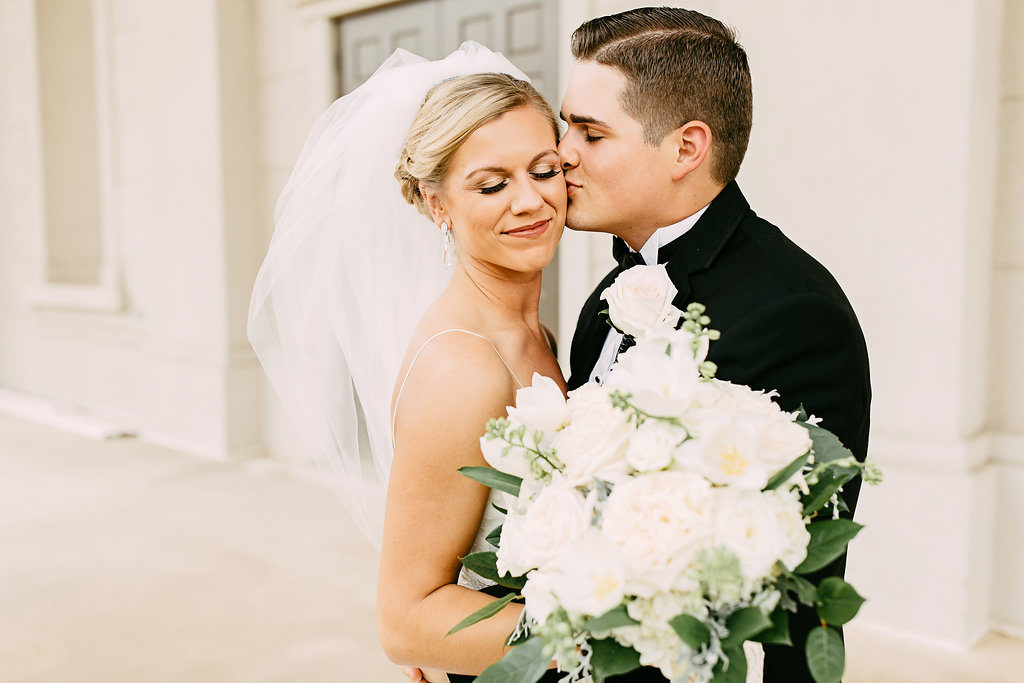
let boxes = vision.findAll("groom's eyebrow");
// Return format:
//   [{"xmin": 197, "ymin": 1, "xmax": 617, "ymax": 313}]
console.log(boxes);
[{"xmin": 560, "ymin": 112, "xmax": 610, "ymax": 127}]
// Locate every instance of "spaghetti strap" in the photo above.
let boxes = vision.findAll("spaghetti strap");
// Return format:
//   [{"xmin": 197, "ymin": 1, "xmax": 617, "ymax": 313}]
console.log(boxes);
[{"xmin": 392, "ymin": 329, "xmax": 523, "ymax": 448}]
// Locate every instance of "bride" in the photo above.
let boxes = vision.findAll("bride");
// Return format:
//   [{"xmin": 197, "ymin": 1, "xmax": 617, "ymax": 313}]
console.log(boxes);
[{"xmin": 249, "ymin": 43, "xmax": 566, "ymax": 681}]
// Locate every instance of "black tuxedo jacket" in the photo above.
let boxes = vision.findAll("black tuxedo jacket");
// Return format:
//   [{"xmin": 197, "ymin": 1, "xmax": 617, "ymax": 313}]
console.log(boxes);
[{"xmin": 568, "ymin": 181, "xmax": 871, "ymax": 683}]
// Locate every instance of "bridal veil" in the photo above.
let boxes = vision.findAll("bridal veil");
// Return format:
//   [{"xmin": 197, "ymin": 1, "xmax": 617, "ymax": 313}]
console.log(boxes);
[{"xmin": 247, "ymin": 43, "xmax": 529, "ymax": 547}]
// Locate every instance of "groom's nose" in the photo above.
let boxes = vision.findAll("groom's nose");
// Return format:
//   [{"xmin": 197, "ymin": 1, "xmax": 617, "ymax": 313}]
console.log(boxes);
[{"xmin": 558, "ymin": 136, "xmax": 579, "ymax": 170}]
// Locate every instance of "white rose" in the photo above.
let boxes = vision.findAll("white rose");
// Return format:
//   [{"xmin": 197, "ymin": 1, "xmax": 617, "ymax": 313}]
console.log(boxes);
[
  {"xmin": 601, "ymin": 264, "xmax": 681, "ymax": 338},
  {"xmin": 521, "ymin": 570, "xmax": 559, "ymax": 626},
  {"xmin": 507, "ymin": 373, "xmax": 569, "ymax": 433},
  {"xmin": 601, "ymin": 471, "xmax": 714, "ymax": 597},
  {"xmin": 761, "ymin": 413, "xmax": 812, "ymax": 470},
  {"xmin": 495, "ymin": 480, "xmax": 593, "ymax": 577},
  {"xmin": 566, "ymin": 382, "xmax": 614, "ymax": 421},
  {"xmin": 766, "ymin": 488, "xmax": 810, "ymax": 572},
  {"xmin": 552, "ymin": 400, "xmax": 632, "ymax": 486},
  {"xmin": 624, "ymin": 420, "xmax": 684, "ymax": 472},
  {"xmin": 536, "ymin": 529, "xmax": 627, "ymax": 618},
  {"xmin": 604, "ymin": 340, "xmax": 701, "ymax": 419},
  {"xmin": 713, "ymin": 488, "xmax": 787, "ymax": 582}
]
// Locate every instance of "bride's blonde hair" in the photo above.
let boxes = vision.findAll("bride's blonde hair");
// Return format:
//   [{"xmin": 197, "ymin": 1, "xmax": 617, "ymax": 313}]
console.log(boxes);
[{"xmin": 396, "ymin": 73, "xmax": 558, "ymax": 217}]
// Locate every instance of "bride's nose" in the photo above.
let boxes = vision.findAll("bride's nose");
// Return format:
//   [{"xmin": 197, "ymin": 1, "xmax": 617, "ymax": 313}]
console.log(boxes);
[{"xmin": 510, "ymin": 179, "xmax": 544, "ymax": 215}]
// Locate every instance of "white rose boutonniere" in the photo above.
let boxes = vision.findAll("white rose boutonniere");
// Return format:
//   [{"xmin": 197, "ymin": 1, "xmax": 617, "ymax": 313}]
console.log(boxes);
[{"xmin": 601, "ymin": 264, "xmax": 681, "ymax": 338}]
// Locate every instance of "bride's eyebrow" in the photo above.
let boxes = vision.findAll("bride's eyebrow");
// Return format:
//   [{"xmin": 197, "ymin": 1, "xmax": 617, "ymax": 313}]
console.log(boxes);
[{"xmin": 464, "ymin": 150, "xmax": 559, "ymax": 179}]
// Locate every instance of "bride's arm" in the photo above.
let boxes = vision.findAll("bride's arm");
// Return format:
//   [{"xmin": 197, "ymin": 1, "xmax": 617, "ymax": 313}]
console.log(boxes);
[{"xmin": 377, "ymin": 336, "xmax": 523, "ymax": 675}]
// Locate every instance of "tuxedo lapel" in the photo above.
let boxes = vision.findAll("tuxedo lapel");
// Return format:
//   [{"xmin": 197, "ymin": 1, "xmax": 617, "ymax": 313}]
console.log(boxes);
[{"xmin": 658, "ymin": 181, "xmax": 750, "ymax": 309}]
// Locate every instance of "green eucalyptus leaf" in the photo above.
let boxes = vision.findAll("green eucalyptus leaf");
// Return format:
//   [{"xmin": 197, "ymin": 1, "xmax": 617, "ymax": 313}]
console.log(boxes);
[
  {"xmin": 669, "ymin": 613, "xmax": 711, "ymax": 651},
  {"xmin": 784, "ymin": 572, "xmax": 819, "ymax": 606},
  {"xmin": 459, "ymin": 551, "xmax": 526, "ymax": 590},
  {"xmin": 446, "ymin": 593, "xmax": 516, "ymax": 637},
  {"xmin": 590, "ymin": 638, "xmax": 642, "ymax": 679},
  {"xmin": 459, "ymin": 466, "xmax": 522, "ymax": 496},
  {"xmin": 583, "ymin": 604, "xmax": 638, "ymax": 631},
  {"xmin": 805, "ymin": 626, "xmax": 844, "ymax": 683},
  {"xmin": 802, "ymin": 468, "xmax": 858, "ymax": 516},
  {"xmin": 721, "ymin": 607, "xmax": 772, "ymax": 649},
  {"xmin": 475, "ymin": 636, "xmax": 548, "ymax": 683},
  {"xmin": 795, "ymin": 519, "xmax": 863, "ymax": 574},
  {"xmin": 816, "ymin": 577, "xmax": 866, "ymax": 626}
]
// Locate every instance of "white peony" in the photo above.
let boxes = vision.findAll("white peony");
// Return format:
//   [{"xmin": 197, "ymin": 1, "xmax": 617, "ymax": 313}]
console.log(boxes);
[
  {"xmin": 604, "ymin": 340, "xmax": 702, "ymax": 419},
  {"xmin": 601, "ymin": 264, "xmax": 681, "ymax": 338},
  {"xmin": 601, "ymin": 471, "xmax": 714, "ymax": 597},
  {"xmin": 675, "ymin": 411, "xmax": 778, "ymax": 490},
  {"xmin": 713, "ymin": 488, "xmax": 788, "ymax": 582},
  {"xmin": 566, "ymin": 381, "xmax": 615, "ymax": 421},
  {"xmin": 507, "ymin": 373, "xmax": 569, "ymax": 433},
  {"xmin": 536, "ymin": 529, "xmax": 627, "ymax": 618},
  {"xmin": 624, "ymin": 419, "xmax": 685, "ymax": 472},
  {"xmin": 495, "ymin": 480, "xmax": 593, "ymax": 577}
]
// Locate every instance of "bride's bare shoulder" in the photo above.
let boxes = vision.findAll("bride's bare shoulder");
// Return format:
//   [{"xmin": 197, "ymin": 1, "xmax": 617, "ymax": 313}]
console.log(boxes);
[{"xmin": 396, "ymin": 328, "xmax": 515, "ymax": 411}]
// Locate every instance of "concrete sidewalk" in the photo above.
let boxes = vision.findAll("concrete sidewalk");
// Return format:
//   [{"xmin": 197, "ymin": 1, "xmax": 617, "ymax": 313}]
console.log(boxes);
[{"xmin": 1, "ymin": 413, "xmax": 1022, "ymax": 682}]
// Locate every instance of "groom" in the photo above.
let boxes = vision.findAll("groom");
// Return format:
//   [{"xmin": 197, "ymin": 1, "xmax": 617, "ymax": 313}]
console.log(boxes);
[{"xmin": 560, "ymin": 7, "xmax": 871, "ymax": 682}]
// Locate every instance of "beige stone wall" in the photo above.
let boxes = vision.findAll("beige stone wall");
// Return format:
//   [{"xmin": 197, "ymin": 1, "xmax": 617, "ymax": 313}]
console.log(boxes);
[{"xmin": 992, "ymin": 0, "xmax": 1024, "ymax": 636}]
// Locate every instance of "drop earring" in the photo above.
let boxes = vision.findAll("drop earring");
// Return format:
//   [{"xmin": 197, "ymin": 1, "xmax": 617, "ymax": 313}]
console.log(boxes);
[{"xmin": 441, "ymin": 221, "xmax": 455, "ymax": 270}]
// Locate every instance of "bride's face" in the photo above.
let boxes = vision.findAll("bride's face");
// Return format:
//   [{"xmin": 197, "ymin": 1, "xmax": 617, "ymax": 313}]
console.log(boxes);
[{"xmin": 432, "ymin": 105, "xmax": 566, "ymax": 275}]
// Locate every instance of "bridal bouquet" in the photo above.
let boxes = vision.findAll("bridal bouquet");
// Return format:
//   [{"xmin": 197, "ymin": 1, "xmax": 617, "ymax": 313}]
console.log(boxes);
[{"xmin": 450, "ymin": 265, "xmax": 881, "ymax": 683}]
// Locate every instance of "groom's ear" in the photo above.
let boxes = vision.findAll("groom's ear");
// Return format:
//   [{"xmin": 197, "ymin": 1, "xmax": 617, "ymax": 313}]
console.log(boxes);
[{"xmin": 667, "ymin": 121, "xmax": 713, "ymax": 182}]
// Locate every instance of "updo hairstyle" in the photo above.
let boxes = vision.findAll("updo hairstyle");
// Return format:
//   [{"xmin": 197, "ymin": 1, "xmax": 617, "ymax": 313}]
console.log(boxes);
[{"xmin": 396, "ymin": 73, "xmax": 558, "ymax": 217}]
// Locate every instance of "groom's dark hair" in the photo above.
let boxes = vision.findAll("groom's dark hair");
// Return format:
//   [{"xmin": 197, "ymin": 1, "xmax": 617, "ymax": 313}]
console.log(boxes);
[{"xmin": 572, "ymin": 7, "xmax": 753, "ymax": 184}]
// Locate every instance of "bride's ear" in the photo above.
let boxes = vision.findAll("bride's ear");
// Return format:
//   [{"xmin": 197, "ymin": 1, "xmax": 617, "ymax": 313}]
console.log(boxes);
[
  {"xmin": 667, "ymin": 120, "xmax": 712, "ymax": 182},
  {"xmin": 421, "ymin": 183, "xmax": 448, "ymax": 230}
]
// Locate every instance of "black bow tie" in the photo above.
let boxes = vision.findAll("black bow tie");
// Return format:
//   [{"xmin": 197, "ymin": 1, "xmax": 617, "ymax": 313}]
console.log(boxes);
[{"xmin": 612, "ymin": 238, "xmax": 644, "ymax": 270}]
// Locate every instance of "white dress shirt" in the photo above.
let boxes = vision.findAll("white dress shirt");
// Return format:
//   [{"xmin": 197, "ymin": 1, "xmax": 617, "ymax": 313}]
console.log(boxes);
[{"xmin": 588, "ymin": 205, "xmax": 710, "ymax": 385}]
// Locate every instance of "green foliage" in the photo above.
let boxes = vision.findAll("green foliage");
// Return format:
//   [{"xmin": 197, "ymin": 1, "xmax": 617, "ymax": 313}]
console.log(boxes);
[
  {"xmin": 816, "ymin": 577, "xmax": 866, "ymax": 626},
  {"xmin": 669, "ymin": 613, "xmax": 711, "ymax": 651},
  {"xmin": 583, "ymin": 605, "xmax": 639, "ymax": 631},
  {"xmin": 459, "ymin": 466, "xmax": 522, "ymax": 497},
  {"xmin": 474, "ymin": 636, "xmax": 549, "ymax": 683},
  {"xmin": 795, "ymin": 519, "xmax": 863, "ymax": 574},
  {"xmin": 711, "ymin": 645, "xmax": 747, "ymax": 683},
  {"xmin": 751, "ymin": 606, "xmax": 792, "ymax": 646},
  {"xmin": 805, "ymin": 626, "xmax": 844, "ymax": 683},
  {"xmin": 485, "ymin": 524, "xmax": 502, "ymax": 548},
  {"xmin": 445, "ymin": 593, "xmax": 516, "ymax": 637},
  {"xmin": 459, "ymin": 551, "xmax": 526, "ymax": 590},
  {"xmin": 763, "ymin": 451, "xmax": 811, "ymax": 491},
  {"xmin": 721, "ymin": 607, "xmax": 772, "ymax": 649},
  {"xmin": 589, "ymin": 638, "xmax": 642, "ymax": 680}
]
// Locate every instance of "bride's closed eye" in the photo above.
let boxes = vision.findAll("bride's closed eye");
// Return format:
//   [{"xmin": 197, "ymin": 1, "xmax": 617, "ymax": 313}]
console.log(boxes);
[{"xmin": 477, "ymin": 168, "xmax": 561, "ymax": 195}]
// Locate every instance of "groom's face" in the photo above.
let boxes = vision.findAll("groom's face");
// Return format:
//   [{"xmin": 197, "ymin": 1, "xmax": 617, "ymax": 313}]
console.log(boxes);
[{"xmin": 558, "ymin": 62, "xmax": 676, "ymax": 236}]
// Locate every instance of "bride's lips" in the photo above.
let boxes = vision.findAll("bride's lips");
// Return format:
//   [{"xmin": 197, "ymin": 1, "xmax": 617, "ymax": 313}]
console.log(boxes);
[{"xmin": 503, "ymin": 219, "xmax": 551, "ymax": 238}]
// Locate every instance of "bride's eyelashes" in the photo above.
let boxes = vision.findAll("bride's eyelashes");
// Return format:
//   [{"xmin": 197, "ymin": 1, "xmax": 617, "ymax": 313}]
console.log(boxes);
[{"xmin": 476, "ymin": 168, "xmax": 562, "ymax": 195}]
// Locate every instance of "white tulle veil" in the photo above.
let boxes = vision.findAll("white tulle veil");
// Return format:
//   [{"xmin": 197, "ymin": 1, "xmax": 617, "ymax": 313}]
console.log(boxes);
[{"xmin": 247, "ymin": 43, "xmax": 530, "ymax": 548}]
